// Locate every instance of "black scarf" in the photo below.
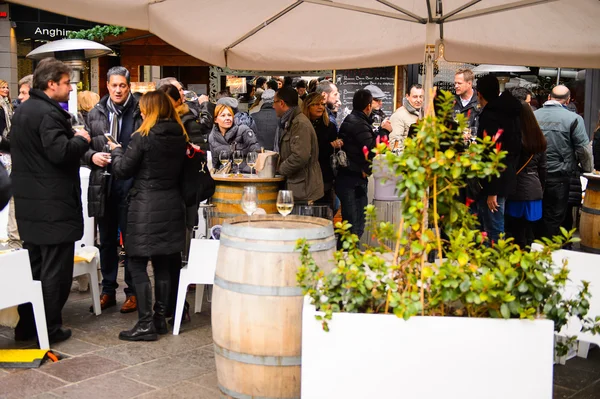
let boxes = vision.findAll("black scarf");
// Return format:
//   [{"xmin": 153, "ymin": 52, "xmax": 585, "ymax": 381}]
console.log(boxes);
[{"xmin": 106, "ymin": 93, "xmax": 133, "ymax": 141}]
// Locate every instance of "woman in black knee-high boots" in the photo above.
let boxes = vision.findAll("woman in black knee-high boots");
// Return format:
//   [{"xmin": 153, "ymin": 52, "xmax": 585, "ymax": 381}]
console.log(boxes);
[{"xmin": 109, "ymin": 90, "xmax": 187, "ymax": 341}]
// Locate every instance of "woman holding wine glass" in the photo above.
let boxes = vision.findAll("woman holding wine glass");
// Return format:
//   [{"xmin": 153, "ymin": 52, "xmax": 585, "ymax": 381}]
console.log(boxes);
[
  {"xmin": 107, "ymin": 90, "xmax": 187, "ymax": 342},
  {"xmin": 208, "ymin": 104, "xmax": 260, "ymax": 173}
]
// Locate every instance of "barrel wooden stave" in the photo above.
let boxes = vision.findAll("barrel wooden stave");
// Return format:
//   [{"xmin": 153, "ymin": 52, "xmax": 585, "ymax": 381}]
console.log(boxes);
[
  {"xmin": 580, "ymin": 177, "xmax": 600, "ymax": 253},
  {"xmin": 212, "ymin": 181, "xmax": 280, "ymax": 226},
  {"xmin": 216, "ymin": 357, "xmax": 300, "ymax": 399},
  {"xmin": 212, "ymin": 215, "xmax": 335, "ymax": 399}
]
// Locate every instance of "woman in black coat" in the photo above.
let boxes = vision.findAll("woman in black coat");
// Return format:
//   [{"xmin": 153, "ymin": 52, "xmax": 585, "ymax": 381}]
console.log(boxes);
[
  {"xmin": 302, "ymin": 92, "xmax": 341, "ymax": 210},
  {"xmin": 505, "ymin": 101, "xmax": 547, "ymax": 248},
  {"xmin": 109, "ymin": 91, "xmax": 187, "ymax": 341}
]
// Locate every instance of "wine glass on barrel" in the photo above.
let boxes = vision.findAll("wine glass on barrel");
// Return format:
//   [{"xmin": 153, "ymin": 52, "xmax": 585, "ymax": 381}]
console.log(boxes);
[
  {"xmin": 241, "ymin": 186, "xmax": 258, "ymax": 225},
  {"xmin": 277, "ymin": 190, "xmax": 294, "ymax": 217}
]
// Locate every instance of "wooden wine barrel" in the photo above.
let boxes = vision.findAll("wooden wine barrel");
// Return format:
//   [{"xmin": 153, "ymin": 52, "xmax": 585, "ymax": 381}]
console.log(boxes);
[
  {"xmin": 580, "ymin": 173, "xmax": 600, "ymax": 253},
  {"xmin": 212, "ymin": 215, "xmax": 336, "ymax": 399},
  {"xmin": 211, "ymin": 174, "xmax": 284, "ymax": 226}
]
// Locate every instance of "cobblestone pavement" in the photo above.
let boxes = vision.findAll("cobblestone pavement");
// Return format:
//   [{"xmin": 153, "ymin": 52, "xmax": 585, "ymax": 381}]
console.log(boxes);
[{"xmin": 0, "ymin": 268, "xmax": 599, "ymax": 398}]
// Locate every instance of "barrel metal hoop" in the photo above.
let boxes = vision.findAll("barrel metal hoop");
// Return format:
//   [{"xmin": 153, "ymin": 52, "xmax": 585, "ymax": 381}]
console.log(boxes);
[
  {"xmin": 582, "ymin": 206, "xmax": 600, "ymax": 215},
  {"xmin": 213, "ymin": 198, "xmax": 277, "ymax": 205},
  {"xmin": 222, "ymin": 223, "xmax": 334, "ymax": 241},
  {"xmin": 580, "ymin": 244, "xmax": 600, "ymax": 254},
  {"xmin": 214, "ymin": 276, "xmax": 303, "ymax": 297},
  {"xmin": 218, "ymin": 383, "xmax": 300, "ymax": 399},
  {"xmin": 214, "ymin": 343, "xmax": 302, "ymax": 367},
  {"xmin": 215, "ymin": 187, "xmax": 279, "ymax": 194},
  {"xmin": 220, "ymin": 236, "xmax": 335, "ymax": 253}
]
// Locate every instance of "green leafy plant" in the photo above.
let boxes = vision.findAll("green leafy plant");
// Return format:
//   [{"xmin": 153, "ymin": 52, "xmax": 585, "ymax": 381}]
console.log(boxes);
[
  {"xmin": 297, "ymin": 90, "xmax": 599, "ymax": 342},
  {"xmin": 68, "ymin": 25, "xmax": 127, "ymax": 41}
]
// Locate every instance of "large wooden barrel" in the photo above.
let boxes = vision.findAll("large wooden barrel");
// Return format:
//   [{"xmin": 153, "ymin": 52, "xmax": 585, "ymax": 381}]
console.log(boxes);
[
  {"xmin": 211, "ymin": 175, "xmax": 284, "ymax": 226},
  {"xmin": 212, "ymin": 215, "xmax": 336, "ymax": 399},
  {"xmin": 580, "ymin": 173, "xmax": 600, "ymax": 253}
]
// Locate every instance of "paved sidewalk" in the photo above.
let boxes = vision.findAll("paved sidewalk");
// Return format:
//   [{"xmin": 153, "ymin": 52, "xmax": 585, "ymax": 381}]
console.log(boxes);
[
  {"xmin": 0, "ymin": 272, "xmax": 219, "ymax": 399},
  {"xmin": 0, "ymin": 268, "xmax": 599, "ymax": 398}
]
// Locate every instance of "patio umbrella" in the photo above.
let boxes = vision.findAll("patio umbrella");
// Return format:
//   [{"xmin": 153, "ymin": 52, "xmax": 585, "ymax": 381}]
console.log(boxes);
[{"xmin": 8, "ymin": 0, "xmax": 600, "ymax": 70}]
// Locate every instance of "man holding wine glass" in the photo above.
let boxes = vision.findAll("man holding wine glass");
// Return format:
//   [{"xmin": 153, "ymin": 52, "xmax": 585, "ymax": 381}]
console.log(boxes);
[
  {"xmin": 9, "ymin": 57, "xmax": 90, "ymax": 344},
  {"xmin": 83, "ymin": 66, "xmax": 143, "ymax": 314}
]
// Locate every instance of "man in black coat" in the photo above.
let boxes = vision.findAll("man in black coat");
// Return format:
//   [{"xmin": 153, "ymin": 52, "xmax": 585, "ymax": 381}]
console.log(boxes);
[
  {"xmin": 476, "ymin": 75, "xmax": 522, "ymax": 244},
  {"xmin": 10, "ymin": 57, "xmax": 91, "ymax": 343},
  {"xmin": 0, "ymin": 162, "xmax": 9, "ymax": 211},
  {"xmin": 336, "ymin": 89, "xmax": 377, "ymax": 239},
  {"xmin": 83, "ymin": 66, "xmax": 142, "ymax": 314}
]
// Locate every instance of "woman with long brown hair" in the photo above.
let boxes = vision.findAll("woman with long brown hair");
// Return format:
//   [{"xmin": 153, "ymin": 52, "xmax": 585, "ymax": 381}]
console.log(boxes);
[
  {"xmin": 302, "ymin": 92, "xmax": 342, "ymax": 208},
  {"xmin": 109, "ymin": 90, "xmax": 187, "ymax": 341},
  {"xmin": 505, "ymin": 100, "xmax": 547, "ymax": 248}
]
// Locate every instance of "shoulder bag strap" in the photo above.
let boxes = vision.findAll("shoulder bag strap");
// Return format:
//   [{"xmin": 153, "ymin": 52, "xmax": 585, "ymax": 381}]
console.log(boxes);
[{"xmin": 516, "ymin": 154, "xmax": 534, "ymax": 175}]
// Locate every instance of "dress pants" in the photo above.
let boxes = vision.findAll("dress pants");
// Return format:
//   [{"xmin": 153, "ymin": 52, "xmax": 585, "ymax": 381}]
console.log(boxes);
[
  {"xmin": 535, "ymin": 177, "xmax": 570, "ymax": 240},
  {"xmin": 98, "ymin": 186, "xmax": 134, "ymax": 296},
  {"xmin": 17, "ymin": 241, "xmax": 75, "ymax": 336}
]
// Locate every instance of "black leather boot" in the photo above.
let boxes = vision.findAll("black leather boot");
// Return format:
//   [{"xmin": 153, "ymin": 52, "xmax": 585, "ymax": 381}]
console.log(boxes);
[
  {"xmin": 153, "ymin": 280, "xmax": 170, "ymax": 335},
  {"xmin": 119, "ymin": 282, "xmax": 157, "ymax": 341}
]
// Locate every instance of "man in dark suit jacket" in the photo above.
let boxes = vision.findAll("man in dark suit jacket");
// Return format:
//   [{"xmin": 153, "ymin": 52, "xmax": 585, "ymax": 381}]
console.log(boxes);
[{"xmin": 10, "ymin": 57, "xmax": 90, "ymax": 344}]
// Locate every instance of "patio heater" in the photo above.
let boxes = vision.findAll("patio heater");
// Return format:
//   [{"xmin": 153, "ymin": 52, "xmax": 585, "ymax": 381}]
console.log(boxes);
[
  {"xmin": 472, "ymin": 65, "xmax": 531, "ymax": 92},
  {"xmin": 26, "ymin": 39, "xmax": 113, "ymax": 114}
]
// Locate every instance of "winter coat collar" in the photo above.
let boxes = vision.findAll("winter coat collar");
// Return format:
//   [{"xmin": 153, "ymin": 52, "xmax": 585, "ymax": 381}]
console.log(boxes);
[{"xmin": 29, "ymin": 89, "xmax": 72, "ymax": 119}]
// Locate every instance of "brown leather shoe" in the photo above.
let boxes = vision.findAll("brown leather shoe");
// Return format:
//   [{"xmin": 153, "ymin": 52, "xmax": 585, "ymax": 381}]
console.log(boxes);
[
  {"xmin": 120, "ymin": 295, "xmax": 137, "ymax": 313},
  {"xmin": 89, "ymin": 293, "xmax": 116, "ymax": 313}
]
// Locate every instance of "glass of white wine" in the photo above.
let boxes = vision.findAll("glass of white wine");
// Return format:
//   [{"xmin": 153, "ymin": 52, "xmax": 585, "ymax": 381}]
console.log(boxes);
[
  {"xmin": 246, "ymin": 151, "xmax": 257, "ymax": 176},
  {"xmin": 219, "ymin": 150, "xmax": 230, "ymax": 172},
  {"xmin": 241, "ymin": 186, "xmax": 258, "ymax": 225},
  {"xmin": 71, "ymin": 112, "xmax": 86, "ymax": 131},
  {"xmin": 233, "ymin": 150, "xmax": 243, "ymax": 177},
  {"xmin": 371, "ymin": 114, "xmax": 381, "ymax": 131},
  {"xmin": 277, "ymin": 190, "xmax": 294, "ymax": 217}
]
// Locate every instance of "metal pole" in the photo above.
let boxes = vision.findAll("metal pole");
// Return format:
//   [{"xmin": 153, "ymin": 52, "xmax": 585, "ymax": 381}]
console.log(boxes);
[{"xmin": 556, "ymin": 68, "xmax": 561, "ymax": 85}]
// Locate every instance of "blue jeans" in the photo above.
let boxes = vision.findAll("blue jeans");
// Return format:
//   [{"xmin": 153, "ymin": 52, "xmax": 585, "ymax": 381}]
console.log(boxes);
[
  {"xmin": 335, "ymin": 182, "xmax": 369, "ymax": 239},
  {"xmin": 477, "ymin": 196, "xmax": 506, "ymax": 245}
]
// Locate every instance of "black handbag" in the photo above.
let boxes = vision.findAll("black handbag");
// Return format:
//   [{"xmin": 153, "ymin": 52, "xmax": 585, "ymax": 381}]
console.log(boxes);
[{"xmin": 180, "ymin": 143, "xmax": 215, "ymax": 207}]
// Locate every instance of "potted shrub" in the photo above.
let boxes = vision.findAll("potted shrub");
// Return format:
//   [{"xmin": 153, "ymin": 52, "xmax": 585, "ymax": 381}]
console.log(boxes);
[{"xmin": 297, "ymin": 91, "xmax": 599, "ymax": 399}]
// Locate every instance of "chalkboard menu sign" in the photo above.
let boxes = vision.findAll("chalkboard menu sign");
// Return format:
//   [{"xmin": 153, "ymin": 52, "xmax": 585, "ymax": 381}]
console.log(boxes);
[{"xmin": 334, "ymin": 67, "xmax": 397, "ymax": 117}]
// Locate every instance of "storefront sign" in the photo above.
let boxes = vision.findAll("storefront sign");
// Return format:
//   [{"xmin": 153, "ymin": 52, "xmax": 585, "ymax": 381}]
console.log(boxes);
[{"xmin": 13, "ymin": 22, "xmax": 86, "ymax": 41}]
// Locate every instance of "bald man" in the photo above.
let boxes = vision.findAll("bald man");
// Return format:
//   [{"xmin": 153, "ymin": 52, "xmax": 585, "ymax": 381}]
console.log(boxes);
[{"xmin": 534, "ymin": 85, "xmax": 592, "ymax": 241}]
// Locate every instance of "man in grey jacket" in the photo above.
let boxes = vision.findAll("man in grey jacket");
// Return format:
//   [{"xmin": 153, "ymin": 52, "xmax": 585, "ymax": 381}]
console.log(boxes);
[{"xmin": 534, "ymin": 85, "xmax": 593, "ymax": 241}]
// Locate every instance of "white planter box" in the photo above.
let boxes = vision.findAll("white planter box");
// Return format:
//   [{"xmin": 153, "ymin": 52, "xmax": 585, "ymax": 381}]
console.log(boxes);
[{"xmin": 301, "ymin": 297, "xmax": 554, "ymax": 399}]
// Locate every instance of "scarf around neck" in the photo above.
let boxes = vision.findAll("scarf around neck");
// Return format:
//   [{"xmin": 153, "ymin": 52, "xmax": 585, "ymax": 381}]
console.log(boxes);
[
  {"xmin": 403, "ymin": 97, "xmax": 421, "ymax": 117},
  {"xmin": 1, "ymin": 97, "xmax": 12, "ymax": 137},
  {"xmin": 274, "ymin": 106, "xmax": 296, "ymax": 152},
  {"xmin": 106, "ymin": 93, "xmax": 132, "ymax": 140}
]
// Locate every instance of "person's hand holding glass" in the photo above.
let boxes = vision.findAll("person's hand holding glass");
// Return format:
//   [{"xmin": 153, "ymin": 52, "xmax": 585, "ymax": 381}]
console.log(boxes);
[
  {"xmin": 277, "ymin": 190, "xmax": 294, "ymax": 217},
  {"xmin": 246, "ymin": 151, "xmax": 257, "ymax": 176},
  {"xmin": 71, "ymin": 112, "xmax": 91, "ymax": 143},
  {"xmin": 241, "ymin": 186, "xmax": 258, "ymax": 225}
]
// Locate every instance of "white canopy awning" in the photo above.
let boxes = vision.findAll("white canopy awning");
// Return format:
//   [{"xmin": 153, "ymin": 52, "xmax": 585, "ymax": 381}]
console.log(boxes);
[{"xmin": 8, "ymin": 0, "xmax": 600, "ymax": 70}]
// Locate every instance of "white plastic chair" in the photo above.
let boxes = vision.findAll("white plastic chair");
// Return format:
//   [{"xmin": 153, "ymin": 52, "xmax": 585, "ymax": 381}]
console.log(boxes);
[
  {"xmin": 73, "ymin": 246, "xmax": 101, "ymax": 316},
  {"xmin": 73, "ymin": 166, "xmax": 101, "ymax": 315},
  {"xmin": 173, "ymin": 239, "xmax": 219, "ymax": 335},
  {"xmin": 0, "ymin": 250, "xmax": 50, "ymax": 349}
]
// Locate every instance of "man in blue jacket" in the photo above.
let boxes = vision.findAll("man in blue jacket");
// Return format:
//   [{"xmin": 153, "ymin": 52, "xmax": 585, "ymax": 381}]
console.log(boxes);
[{"xmin": 534, "ymin": 85, "xmax": 592, "ymax": 241}]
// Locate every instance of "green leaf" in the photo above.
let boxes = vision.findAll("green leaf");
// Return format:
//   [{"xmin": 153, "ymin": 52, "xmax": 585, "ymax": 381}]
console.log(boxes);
[
  {"xmin": 517, "ymin": 282, "xmax": 528, "ymax": 293},
  {"xmin": 500, "ymin": 303, "xmax": 510, "ymax": 319},
  {"xmin": 457, "ymin": 252, "xmax": 469, "ymax": 266}
]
